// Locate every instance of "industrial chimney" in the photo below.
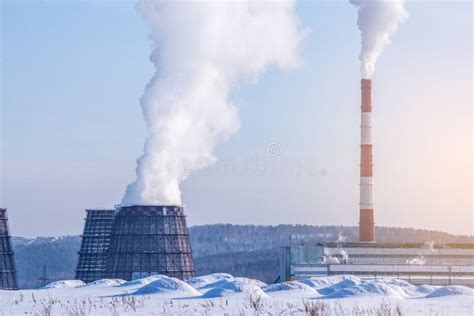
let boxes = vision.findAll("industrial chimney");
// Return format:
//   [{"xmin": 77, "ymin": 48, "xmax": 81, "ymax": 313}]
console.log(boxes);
[{"xmin": 359, "ymin": 79, "xmax": 375, "ymax": 242}]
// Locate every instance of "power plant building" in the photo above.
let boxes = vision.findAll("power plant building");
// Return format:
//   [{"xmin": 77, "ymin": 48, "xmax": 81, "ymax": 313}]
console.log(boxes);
[
  {"xmin": 279, "ymin": 79, "xmax": 474, "ymax": 287},
  {"xmin": 0, "ymin": 208, "xmax": 18, "ymax": 290},
  {"xmin": 76, "ymin": 205, "xmax": 195, "ymax": 282},
  {"xmin": 280, "ymin": 243, "xmax": 474, "ymax": 287}
]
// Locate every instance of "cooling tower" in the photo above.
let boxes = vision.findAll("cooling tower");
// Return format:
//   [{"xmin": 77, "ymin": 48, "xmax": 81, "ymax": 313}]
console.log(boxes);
[
  {"xmin": 105, "ymin": 205, "xmax": 195, "ymax": 280},
  {"xmin": 359, "ymin": 79, "xmax": 376, "ymax": 242},
  {"xmin": 75, "ymin": 209, "xmax": 115, "ymax": 282},
  {"xmin": 0, "ymin": 208, "xmax": 18, "ymax": 289}
]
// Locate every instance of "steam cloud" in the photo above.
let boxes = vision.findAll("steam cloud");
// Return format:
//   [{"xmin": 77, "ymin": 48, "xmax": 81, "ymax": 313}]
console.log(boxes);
[
  {"xmin": 350, "ymin": 0, "xmax": 408, "ymax": 78},
  {"xmin": 122, "ymin": 1, "xmax": 305, "ymax": 205}
]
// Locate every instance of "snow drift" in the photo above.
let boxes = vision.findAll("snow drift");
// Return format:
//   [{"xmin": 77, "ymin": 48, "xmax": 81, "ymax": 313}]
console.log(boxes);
[
  {"xmin": 81, "ymin": 279, "xmax": 126, "ymax": 288},
  {"xmin": 41, "ymin": 280, "xmax": 85, "ymax": 289},
  {"xmin": 426, "ymin": 286, "xmax": 474, "ymax": 298},
  {"xmin": 264, "ymin": 281, "xmax": 319, "ymax": 296},
  {"xmin": 198, "ymin": 276, "xmax": 267, "ymax": 298},
  {"xmin": 37, "ymin": 274, "xmax": 474, "ymax": 301},
  {"xmin": 186, "ymin": 273, "xmax": 233, "ymax": 289},
  {"xmin": 7, "ymin": 274, "xmax": 474, "ymax": 314},
  {"xmin": 132, "ymin": 276, "xmax": 200, "ymax": 296}
]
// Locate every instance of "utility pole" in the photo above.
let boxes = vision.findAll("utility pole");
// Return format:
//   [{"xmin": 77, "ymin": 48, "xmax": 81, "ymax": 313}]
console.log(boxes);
[{"xmin": 37, "ymin": 265, "xmax": 49, "ymax": 287}]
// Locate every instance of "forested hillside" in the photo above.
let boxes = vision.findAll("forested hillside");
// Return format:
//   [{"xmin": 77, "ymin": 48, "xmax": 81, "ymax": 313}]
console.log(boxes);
[
  {"xmin": 12, "ymin": 236, "xmax": 81, "ymax": 288},
  {"xmin": 189, "ymin": 224, "xmax": 473, "ymax": 256},
  {"xmin": 12, "ymin": 225, "xmax": 473, "ymax": 288}
]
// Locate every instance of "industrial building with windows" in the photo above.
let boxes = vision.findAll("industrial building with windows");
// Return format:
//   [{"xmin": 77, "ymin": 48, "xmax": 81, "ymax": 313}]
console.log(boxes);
[{"xmin": 280, "ymin": 243, "xmax": 474, "ymax": 287}]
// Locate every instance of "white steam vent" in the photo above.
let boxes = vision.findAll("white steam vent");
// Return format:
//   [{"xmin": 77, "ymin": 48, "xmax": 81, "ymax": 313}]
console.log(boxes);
[
  {"xmin": 122, "ymin": 0, "xmax": 306, "ymax": 205},
  {"xmin": 350, "ymin": 0, "xmax": 408, "ymax": 79}
]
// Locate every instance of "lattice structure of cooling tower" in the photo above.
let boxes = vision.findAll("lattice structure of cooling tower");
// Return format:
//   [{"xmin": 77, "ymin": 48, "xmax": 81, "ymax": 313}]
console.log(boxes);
[
  {"xmin": 0, "ymin": 208, "xmax": 18, "ymax": 289},
  {"xmin": 75, "ymin": 209, "xmax": 115, "ymax": 283},
  {"xmin": 105, "ymin": 205, "xmax": 195, "ymax": 280}
]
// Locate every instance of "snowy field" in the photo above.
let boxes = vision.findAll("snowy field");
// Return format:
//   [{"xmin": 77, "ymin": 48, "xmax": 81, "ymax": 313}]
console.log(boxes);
[{"xmin": 0, "ymin": 274, "xmax": 473, "ymax": 315}]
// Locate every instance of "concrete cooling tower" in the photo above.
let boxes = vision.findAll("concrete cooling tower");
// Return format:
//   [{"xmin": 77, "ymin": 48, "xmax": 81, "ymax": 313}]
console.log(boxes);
[{"xmin": 76, "ymin": 205, "xmax": 195, "ymax": 282}]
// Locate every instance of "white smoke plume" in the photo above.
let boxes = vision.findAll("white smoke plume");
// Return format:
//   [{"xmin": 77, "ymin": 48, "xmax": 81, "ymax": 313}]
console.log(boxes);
[
  {"xmin": 349, "ymin": 0, "xmax": 408, "ymax": 78},
  {"xmin": 122, "ymin": 1, "xmax": 305, "ymax": 205}
]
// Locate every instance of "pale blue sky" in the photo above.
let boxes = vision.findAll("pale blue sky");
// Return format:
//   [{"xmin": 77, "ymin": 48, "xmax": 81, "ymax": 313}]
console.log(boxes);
[{"xmin": 1, "ymin": 1, "xmax": 472, "ymax": 237}]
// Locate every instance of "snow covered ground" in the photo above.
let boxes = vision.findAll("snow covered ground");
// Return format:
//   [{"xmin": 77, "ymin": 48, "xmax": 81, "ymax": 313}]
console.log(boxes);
[{"xmin": 0, "ymin": 274, "xmax": 473, "ymax": 315}]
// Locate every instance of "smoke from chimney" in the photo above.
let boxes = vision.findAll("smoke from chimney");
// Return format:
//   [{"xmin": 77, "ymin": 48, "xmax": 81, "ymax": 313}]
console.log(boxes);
[
  {"xmin": 121, "ymin": 0, "xmax": 306, "ymax": 205},
  {"xmin": 349, "ymin": 0, "xmax": 408, "ymax": 78}
]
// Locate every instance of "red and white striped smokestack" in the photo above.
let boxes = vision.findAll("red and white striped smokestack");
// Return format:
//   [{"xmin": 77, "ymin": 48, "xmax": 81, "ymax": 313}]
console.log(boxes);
[{"xmin": 359, "ymin": 79, "xmax": 375, "ymax": 242}]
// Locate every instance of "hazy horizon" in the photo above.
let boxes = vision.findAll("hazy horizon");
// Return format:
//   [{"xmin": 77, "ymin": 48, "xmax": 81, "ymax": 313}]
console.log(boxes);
[{"xmin": 8, "ymin": 223, "xmax": 474, "ymax": 239}]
